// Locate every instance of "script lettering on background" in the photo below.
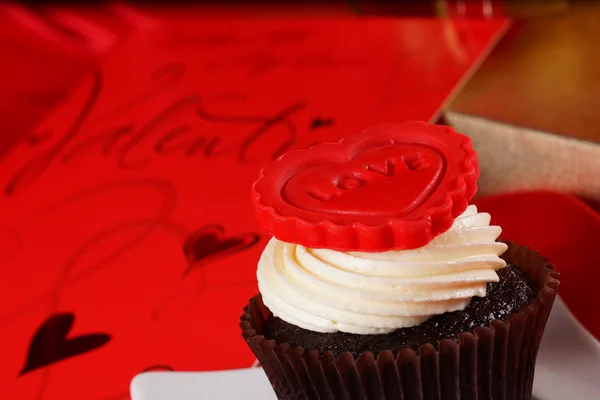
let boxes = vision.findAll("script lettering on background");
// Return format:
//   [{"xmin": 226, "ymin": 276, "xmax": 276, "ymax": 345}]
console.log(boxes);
[{"xmin": 3, "ymin": 64, "xmax": 318, "ymax": 197}]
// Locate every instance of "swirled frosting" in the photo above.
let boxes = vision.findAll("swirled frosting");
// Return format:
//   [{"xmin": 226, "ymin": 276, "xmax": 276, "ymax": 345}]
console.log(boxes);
[{"xmin": 257, "ymin": 205, "xmax": 507, "ymax": 334}]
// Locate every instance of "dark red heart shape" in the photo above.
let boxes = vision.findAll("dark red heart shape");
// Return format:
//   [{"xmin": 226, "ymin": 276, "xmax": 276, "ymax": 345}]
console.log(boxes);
[
  {"xmin": 253, "ymin": 122, "xmax": 478, "ymax": 252},
  {"xmin": 182, "ymin": 224, "xmax": 260, "ymax": 276},
  {"xmin": 20, "ymin": 313, "xmax": 110, "ymax": 375}
]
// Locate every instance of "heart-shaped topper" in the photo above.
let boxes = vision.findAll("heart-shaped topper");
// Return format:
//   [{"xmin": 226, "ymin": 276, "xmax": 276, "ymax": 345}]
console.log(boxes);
[{"xmin": 252, "ymin": 121, "xmax": 479, "ymax": 251}]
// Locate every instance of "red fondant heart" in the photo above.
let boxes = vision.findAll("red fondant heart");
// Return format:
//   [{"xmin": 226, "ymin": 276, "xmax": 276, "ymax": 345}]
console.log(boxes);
[
  {"xmin": 253, "ymin": 122, "xmax": 478, "ymax": 251},
  {"xmin": 285, "ymin": 144, "xmax": 444, "ymax": 216}
]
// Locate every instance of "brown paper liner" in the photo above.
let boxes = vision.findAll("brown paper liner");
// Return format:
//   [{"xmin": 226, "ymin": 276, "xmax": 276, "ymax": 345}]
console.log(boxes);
[{"xmin": 240, "ymin": 242, "xmax": 559, "ymax": 400}]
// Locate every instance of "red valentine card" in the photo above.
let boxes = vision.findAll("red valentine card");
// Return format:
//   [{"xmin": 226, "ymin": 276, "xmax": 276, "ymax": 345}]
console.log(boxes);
[
  {"xmin": 0, "ymin": 2, "xmax": 158, "ymax": 160},
  {"xmin": 0, "ymin": 17, "xmax": 508, "ymax": 399}
]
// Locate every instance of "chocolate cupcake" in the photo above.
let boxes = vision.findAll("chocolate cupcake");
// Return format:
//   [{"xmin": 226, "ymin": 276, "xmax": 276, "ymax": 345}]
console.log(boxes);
[{"xmin": 240, "ymin": 122, "xmax": 559, "ymax": 399}]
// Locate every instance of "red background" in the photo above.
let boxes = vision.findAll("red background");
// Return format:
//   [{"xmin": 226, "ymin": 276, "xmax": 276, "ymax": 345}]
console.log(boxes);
[{"xmin": 5, "ymin": 10, "xmax": 578, "ymax": 400}]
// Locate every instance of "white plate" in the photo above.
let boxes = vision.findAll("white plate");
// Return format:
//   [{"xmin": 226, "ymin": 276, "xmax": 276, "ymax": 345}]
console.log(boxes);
[{"xmin": 131, "ymin": 297, "xmax": 600, "ymax": 400}]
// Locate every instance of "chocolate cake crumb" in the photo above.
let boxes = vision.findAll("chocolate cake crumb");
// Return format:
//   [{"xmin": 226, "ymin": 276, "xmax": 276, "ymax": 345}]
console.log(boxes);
[{"xmin": 263, "ymin": 264, "xmax": 536, "ymax": 358}]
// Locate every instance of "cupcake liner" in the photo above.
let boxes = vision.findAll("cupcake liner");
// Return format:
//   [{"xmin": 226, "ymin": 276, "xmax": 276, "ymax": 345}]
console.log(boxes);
[{"xmin": 240, "ymin": 242, "xmax": 560, "ymax": 400}]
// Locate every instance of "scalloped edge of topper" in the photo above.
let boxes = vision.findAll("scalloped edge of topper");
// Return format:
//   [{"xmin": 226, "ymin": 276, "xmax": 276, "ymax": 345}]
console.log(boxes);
[{"xmin": 251, "ymin": 121, "xmax": 479, "ymax": 252}]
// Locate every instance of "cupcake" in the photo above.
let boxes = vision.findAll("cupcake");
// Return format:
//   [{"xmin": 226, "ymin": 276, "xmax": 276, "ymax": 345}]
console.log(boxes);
[{"xmin": 241, "ymin": 122, "xmax": 559, "ymax": 399}]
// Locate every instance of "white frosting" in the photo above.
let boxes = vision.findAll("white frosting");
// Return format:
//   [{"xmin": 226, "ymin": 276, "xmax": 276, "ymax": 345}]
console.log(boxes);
[{"xmin": 257, "ymin": 205, "xmax": 507, "ymax": 334}]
